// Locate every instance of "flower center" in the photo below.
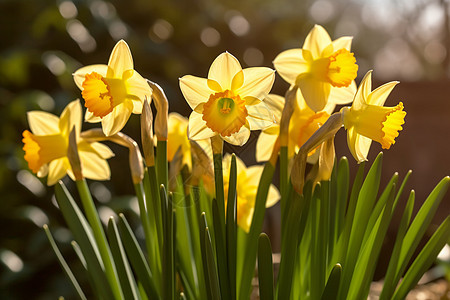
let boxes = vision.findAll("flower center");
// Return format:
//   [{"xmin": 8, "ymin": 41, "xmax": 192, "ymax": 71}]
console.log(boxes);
[
  {"xmin": 343, "ymin": 102, "xmax": 406, "ymax": 149},
  {"xmin": 22, "ymin": 130, "xmax": 68, "ymax": 173},
  {"xmin": 327, "ymin": 49, "xmax": 358, "ymax": 87},
  {"xmin": 82, "ymin": 72, "xmax": 114, "ymax": 118},
  {"xmin": 306, "ymin": 49, "xmax": 358, "ymax": 88},
  {"xmin": 202, "ymin": 90, "xmax": 248, "ymax": 137}
]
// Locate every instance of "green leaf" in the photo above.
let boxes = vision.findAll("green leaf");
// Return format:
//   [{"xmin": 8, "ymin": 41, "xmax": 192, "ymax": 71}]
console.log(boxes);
[
  {"xmin": 347, "ymin": 182, "xmax": 396, "ymax": 300},
  {"xmin": 75, "ymin": 179, "xmax": 123, "ymax": 299},
  {"xmin": 394, "ymin": 176, "xmax": 450, "ymax": 282},
  {"xmin": 162, "ymin": 187, "xmax": 175, "ymax": 300},
  {"xmin": 117, "ymin": 214, "xmax": 159, "ymax": 299},
  {"xmin": 239, "ymin": 162, "xmax": 275, "ymax": 300},
  {"xmin": 277, "ymin": 192, "xmax": 304, "ymax": 300},
  {"xmin": 339, "ymin": 153, "xmax": 383, "ymax": 297},
  {"xmin": 331, "ymin": 161, "xmax": 365, "ymax": 267},
  {"xmin": 226, "ymin": 154, "xmax": 237, "ymax": 300},
  {"xmin": 43, "ymin": 225, "xmax": 87, "ymax": 300},
  {"xmin": 199, "ymin": 213, "xmax": 214, "ymax": 300},
  {"xmin": 321, "ymin": 264, "xmax": 342, "ymax": 300},
  {"xmin": 258, "ymin": 233, "xmax": 274, "ymax": 300},
  {"xmin": 156, "ymin": 140, "xmax": 168, "ymax": 192},
  {"xmin": 213, "ymin": 198, "xmax": 231, "ymax": 300},
  {"xmin": 107, "ymin": 218, "xmax": 141, "ymax": 300},
  {"xmin": 380, "ymin": 190, "xmax": 415, "ymax": 300},
  {"xmin": 201, "ymin": 214, "xmax": 222, "ymax": 300},
  {"xmin": 392, "ymin": 216, "xmax": 450, "ymax": 300},
  {"xmin": 55, "ymin": 182, "xmax": 115, "ymax": 300}
]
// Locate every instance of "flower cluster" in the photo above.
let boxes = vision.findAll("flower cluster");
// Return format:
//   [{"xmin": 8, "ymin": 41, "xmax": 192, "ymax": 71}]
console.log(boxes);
[{"xmin": 22, "ymin": 24, "xmax": 406, "ymax": 232}]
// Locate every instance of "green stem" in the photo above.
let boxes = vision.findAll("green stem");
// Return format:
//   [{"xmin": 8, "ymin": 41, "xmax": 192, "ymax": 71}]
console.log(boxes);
[
  {"xmin": 156, "ymin": 140, "xmax": 168, "ymax": 190},
  {"xmin": 75, "ymin": 179, "xmax": 123, "ymax": 300}
]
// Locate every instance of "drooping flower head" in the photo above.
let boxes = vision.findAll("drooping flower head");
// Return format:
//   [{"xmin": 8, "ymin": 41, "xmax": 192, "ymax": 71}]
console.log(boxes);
[
  {"xmin": 22, "ymin": 100, "xmax": 114, "ymax": 185},
  {"xmin": 222, "ymin": 155, "xmax": 280, "ymax": 232},
  {"xmin": 273, "ymin": 25, "xmax": 358, "ymax": 112},
  {"xmin": 73, "ymin": 40, "xmax": 152, "ymax": 136},
  {"xmin": 256, "ymin": 90, "xmax": 330, "ymax": 162},
  {"xmin": 179, "ymin": 52, "xmax": 276, "ymax": 146},
  {"xmin": 341, "ymin": 70, "xmax": 406, "ymax": 162}
]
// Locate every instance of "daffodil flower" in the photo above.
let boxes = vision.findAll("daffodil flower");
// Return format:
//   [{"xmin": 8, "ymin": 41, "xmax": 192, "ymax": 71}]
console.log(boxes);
[
  {"xmin": 256, "ymin": 90, "xmax": 330, "ymax": 162},
  {"xmin": 73, "ymin": 40, "xmax": 152, "ymax": 136},
  {"xmin": 341, "ymin": 71, "xmax": 406, "ymax": 162},
  {"xmin": 22, "ymin": 100, "xmax": 114, "ymax": 185},
  {"xmin": 222, "ymin": 155, "xmax": 280, "ymax": 232},
  {"xmin": 273, "ymin": 24, "xmax": 358, "ymax": 112},
  {"xmin": 179, "ymin": 52, "xmax": 275, "ymax": 146}
]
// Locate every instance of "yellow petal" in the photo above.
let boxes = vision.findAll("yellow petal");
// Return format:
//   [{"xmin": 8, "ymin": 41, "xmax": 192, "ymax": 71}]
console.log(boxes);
[
  {"xmin": 303, "ymin": 25, "xmax": 332, "ymax": 58},
  {"xmin": 88, "ymin": 142, "xmax": 115, "ymax": 159},
  {"xmin": 247, "ymin": 102, "xmax": 274, "ymax": 130},
  {"xmin": 59, "ymin": 99, "xmax": 82, "ymax": 138},
  {"xmin": 273, "ymin": 48, "xmax": 308, "ymax": 85},
  {"xmin": 245, "ymin": 165, "xmax": 263, "ymax": 186},
  {"xmin": 187, "ymin": 111, "xmax": 216, "ymax": 140},
  {"xmin": 179, "ymin": 75, "xmax": 212, "ymax": 110},
  {"xmin": 297, "ymin": 73, "xmax": 331, "ymax": 112},
  {"xmin": 27, "ymin": 111, "xmax": 60, "ymax": 135},
  {"xmin": 366, "ymin": 81, "xmax": 399, "ymax": 107},
  {"xmin": 208, "ymin": 52, "xmax": 242, "ymax": 90},
  {"xmin": 347, "ymin": 127, "xmax": 371, "ymax": 163},
  {"xmin": 47, "ymin": 158, "xmax": 69, "ymax": 185},
  {"xmin": 222, "ymin": 124, "xmax": 250, "ymax": 146},
  {"xmin": 332, "ymin": 36, "xmax": 353, "ymax": 52},
  {"xmin": 207, "ymin": 79, "xmax": 222, "ymax": 92},
  {"xmin": 235, "ymin": 67, "xmax": 275, "ymax": 100},
  {"xmin": 73, "ymin": 64, "xmax": 108, "ymax": 90},
  {"xmin": 101, "ymin": 100, "xmax": 133, "ymax": 136},
  {"xmin": 131, "ymin": 99, "xmax": 143, "ymax": 114},
  {"xmin": 264, "ymin": 94, "xmax": 284, "ymax": 123},
  {"xmin": 353, "ymin": 70, "xmax": 372, "ymax": 111},
  {"xmin": 126, "ymin": 71, "xmax": 152, "ymax": 103},
  {"xmin": 231, "ymin": 70, "xmax": 244, "ymax": 91},
  {"xmin": 266, "ymin": 184, "xmax": 281, "ymax": 207},
  {"xmin": 256, "ymin": 130, "xmax": 278, "ymax": 162},
  {"xmin": 79, "ymin": 149, "xmax": 111, "ymax": 180},
  {"xmin": 85, "ymin": 110, "xmax": 102, "ymax": 123},
  {"xmin": 329, "ymin": 81, "xmax": 357, "ymax": 104},
  {"xmin": 107, "ymin": 40, "xmax": 134, "ymax": 78}
]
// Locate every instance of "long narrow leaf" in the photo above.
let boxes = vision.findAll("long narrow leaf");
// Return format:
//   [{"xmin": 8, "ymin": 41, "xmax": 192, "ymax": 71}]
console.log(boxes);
[
  {"xmin": 226, "ymin": 154, "xmax": 237, "ymax": 300},
  {"xmin": 258, "ymin": 233, "xmax": 274, "ymax": 300},
  {"xmin": 55, "ymin": 182, "xmax": 115, "ymax": 300},
  {"xmin": 43, "ymin": 225, "xmax": 87, "ymax": 300},
  {"xmin": 117, "ymin": 214, "xmax": 159, "ymax": 299},
  {"xmin": 392, "ymin": 216, "xmax": 450, "ymax": 300},
  {"xmin": 107, "ymin": 218, "xmax": 141, "ymax": 300},
  {"xmin": 321, "ymin": 264, "xmax": 342, "ymax": 300}
]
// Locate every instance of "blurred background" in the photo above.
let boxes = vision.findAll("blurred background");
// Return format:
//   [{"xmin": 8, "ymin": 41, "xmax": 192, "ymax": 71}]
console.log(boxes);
[{"xmin": 0, "ymin": 0, "xmax": 449, "ymax": 298}]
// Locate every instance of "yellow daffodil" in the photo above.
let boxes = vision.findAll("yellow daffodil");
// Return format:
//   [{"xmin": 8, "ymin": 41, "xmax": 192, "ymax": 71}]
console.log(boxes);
[
  {"xmin": 341, "ymin": 70, "xmax": 406, "ymax": 162},
  {"xmin": 273, "ymin": 24, "xmax": 358, "ymax": 112},
  {"xmin": 22, "ymin": 100, "xmax": 114, "ymax": 185},
  {"xmin": 222, "ymin": 155, "xmax": 280, "ymax": 232},
  {"xmin": 73, "ymin": 40, "xmax": 152, "ymax": 136},
  {"xmin": 179, "ymin": 52, "xmax": 276, "ymax": 146},
  {"xmin": 256, "ymin": 90, "xmax": 330, "ymax": 162}
]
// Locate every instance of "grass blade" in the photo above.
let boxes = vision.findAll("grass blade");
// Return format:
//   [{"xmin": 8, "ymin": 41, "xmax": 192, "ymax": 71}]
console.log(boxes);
[
  {"xmin": 107, "ymin": 218, "xmax": 141, "ymax": 300},
  {"xmin": 55, "ymin": 182, "xmax": 115, "ymax": 300},
  {"xmin": 117, "ymin": 214, "xmax": 159, "ymax": 299},
  {"xmin": 392, "ymin": 216, "xmax": 450, "ymax": 300},
  {"xmin": 321, "ymin": 264, "xmax": 342, "ymax": 300},
  {"xmin": 258, "ymin": 233, "xmax": 274, "ymax": 300},
  {"xmin": 43, "ymin": 225, "xmax": 87, "ymax": 300}
]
